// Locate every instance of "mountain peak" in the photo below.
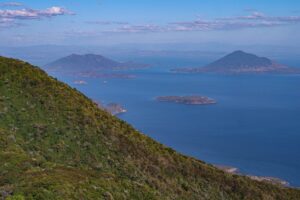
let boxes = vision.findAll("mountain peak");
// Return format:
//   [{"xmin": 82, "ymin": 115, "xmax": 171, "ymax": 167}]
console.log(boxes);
[
  {"xmin": 229, "ymin": 50, "xmax": 249, "ymax": 56},
  {"xmin": 67, "ymin": 53, "xmax": 106, "ymax": 59},
  {"xmin": 173, "ymin": 50, "xmax": 299, "ymax": 74},
  {"xmin": 204, "ymin": 50, "xmax": 278, "ymax": 72},
  {"xmin": 225, "ymin": 50, "xmax": 267, "ymax": 60},
  {"xmin": 45, "ymin": 54, "xmax": 148, "ymax": 72},
  {"xmin": 44, "ymin": 54, "xmax": 119, "ymax": 71},
  {"xmin": 231, "ymin": 50, "xmax": 246, "ymax": 54},
  {"xmin": 83, "ymin": 53, "xmax": 105, "ymax": 58}
]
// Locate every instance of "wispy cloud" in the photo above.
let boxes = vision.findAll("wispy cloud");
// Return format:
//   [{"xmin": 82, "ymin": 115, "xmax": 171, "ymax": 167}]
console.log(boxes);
[
  {"xmin": 113, "ymin": 24, "xmax": 167, "ymax": 33},
  {"xmin": 64, "ymin": 30, "xmax": 99, "ymax": 37},
  {"xmin": 0, "ymin": 6, "xmax": 74, "ymax": 29},
  {"xmin": 218, "ymin": 12, "xmax": 300, "ymax": 22},
  {"xmin": 0, "ymin": 6, "xmax": 74, "ymax": 20},
  {"xmin": 86, "ymin": 20, "xmax": 129, "ymax": 25},
  {"xmin": 0, "ymin": 2, "xmax": 23, "ymax": 7},
  {"xmin": 108, "ymin": 11, "xmax": 300, "ymax": 33},
  {"xmin": 218, "ymin": 12, "xmax": 266, "ymax": 20},
  {"xmin": 171, "ymin": 12, "xmax": 300, "ymax": 32}
]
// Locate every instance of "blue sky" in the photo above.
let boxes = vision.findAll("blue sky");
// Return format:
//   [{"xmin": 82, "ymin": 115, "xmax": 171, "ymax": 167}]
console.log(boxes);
[{"xmin": 0, "ymin": 0, "xmax": 300, "ymax": 47}]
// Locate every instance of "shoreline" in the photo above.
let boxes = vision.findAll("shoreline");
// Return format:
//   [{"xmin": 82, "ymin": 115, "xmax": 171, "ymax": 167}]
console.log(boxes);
[
  {"xmin": 214, "ymin": 165, "xmax": 290, "ymax": 187},
  {"xmin": 94, "ymin": 101, "xmax": 127, "ymax": 116}
]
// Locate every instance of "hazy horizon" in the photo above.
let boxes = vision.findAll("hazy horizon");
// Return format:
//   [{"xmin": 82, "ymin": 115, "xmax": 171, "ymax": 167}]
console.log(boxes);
[{"xmin": 1, "ymin": 0, "xmax": 300, "ymax": 48}]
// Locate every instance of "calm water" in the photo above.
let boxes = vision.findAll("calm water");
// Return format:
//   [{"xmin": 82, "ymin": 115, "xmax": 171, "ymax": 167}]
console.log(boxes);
[{"xmin": 50, "ymin": 62, "xmax": 300, "ymax": 187}]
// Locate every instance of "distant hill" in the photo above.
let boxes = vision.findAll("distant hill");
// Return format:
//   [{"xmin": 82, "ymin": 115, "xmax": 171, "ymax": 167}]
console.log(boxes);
[
  {"xmin": 1, "ymin": 56, "xmax": 300, "ymax": 199},
  {"xmin": 206, "ymin": 50, "xmax": 280, "ymax": 71},
  {"xmin": 174, "ymin": 50, "xmax": 300, "ymax": 74},
  {"xmin": 45, "ymin": 54, "xmax": 148, "ymax": 72}
]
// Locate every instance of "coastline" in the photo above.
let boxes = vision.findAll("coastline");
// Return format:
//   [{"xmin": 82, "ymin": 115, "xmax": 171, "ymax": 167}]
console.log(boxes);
[
  {"xmin": 94, "ymin": 101, "xmax": 127, "ymax": 116},
  {"xmin": 214, "ymin": 165, "xmax": 290, "ymax": 187}
]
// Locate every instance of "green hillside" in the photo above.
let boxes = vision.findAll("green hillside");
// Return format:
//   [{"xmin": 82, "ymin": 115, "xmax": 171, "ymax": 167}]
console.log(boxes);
[{"xmin": 0, "ymin": 56, "xmax": 299, "ymax": 200}]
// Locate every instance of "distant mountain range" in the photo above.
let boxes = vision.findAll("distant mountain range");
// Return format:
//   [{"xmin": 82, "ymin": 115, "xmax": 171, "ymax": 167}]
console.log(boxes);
[
  {"xmin": 174, "ymin": 50, "xmax": 300, "ymax": 74},
  {"xmin": 45, "ymin": 54, "xmax": 148, "ymax": 72}
]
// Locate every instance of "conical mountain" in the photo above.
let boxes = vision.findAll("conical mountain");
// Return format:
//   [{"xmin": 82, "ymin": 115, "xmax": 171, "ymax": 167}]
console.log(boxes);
[
  {"xmin": 45, "ymin": 54, "xmax": 147, "ymax": 72},
  {"xmin": 173, "ymin": 51, "xmax": 300, "ymax": 74},
  {"xmin": 206, "ymin": 50, "xmax": 275, "ymax": 70}
]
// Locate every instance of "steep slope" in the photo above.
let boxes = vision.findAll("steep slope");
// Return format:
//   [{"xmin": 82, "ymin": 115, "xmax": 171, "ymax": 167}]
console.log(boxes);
[
  {"xmin": 44, "ymin": 54, "xmax": 147, "ymax": 72},
  {"xmin": 0, "ymin": 56, "xmax": 300, "ymax": 199}
]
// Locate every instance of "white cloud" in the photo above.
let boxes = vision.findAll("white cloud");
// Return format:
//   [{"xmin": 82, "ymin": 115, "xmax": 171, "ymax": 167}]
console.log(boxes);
[
  {"xmin": 0, "ymin": 6, "xmax": 74, "ymax": 29},
  {"xmin": 0, "ymin": 6, "xmax": 74, "ymax": 20}
]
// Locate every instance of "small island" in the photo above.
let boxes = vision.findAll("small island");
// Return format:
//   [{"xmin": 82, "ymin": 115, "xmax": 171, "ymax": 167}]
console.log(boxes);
[
  {"xmin": 172, "ymin": 50, "xmax": 300, "ymax": 74},
  {"xmin": 156, "ymin": 95, "xmax": 216, "ymax": 105}
]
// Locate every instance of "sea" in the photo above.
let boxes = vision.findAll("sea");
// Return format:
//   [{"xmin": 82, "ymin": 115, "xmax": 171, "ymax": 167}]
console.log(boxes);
[{"xmin": 49, "ymin": 57, "xmax": 300, "ymax": 187}]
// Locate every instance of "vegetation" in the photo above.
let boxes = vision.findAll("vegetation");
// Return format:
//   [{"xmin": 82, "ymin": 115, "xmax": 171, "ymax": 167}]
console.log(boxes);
[{"xmin": 0, "ymin": 56, "xmax": 299, "ymax": 199}]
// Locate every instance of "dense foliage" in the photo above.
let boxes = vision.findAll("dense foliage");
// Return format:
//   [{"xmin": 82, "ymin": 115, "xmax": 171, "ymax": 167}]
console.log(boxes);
[{"xmin": 0, "ymin": 56, "xmax": 299, "ymax": 199}]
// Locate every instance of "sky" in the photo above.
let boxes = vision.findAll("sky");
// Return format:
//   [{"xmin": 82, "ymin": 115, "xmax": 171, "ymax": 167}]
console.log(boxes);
[{"xmin": 0, "ymin": 0, "xmax": 300, "ymax": 48}]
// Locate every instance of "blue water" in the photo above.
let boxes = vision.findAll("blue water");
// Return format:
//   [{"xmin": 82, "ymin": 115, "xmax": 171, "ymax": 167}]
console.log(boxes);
[{"xmin": 50, "ymin": 63, "xmax": 300, "ymax": 187}]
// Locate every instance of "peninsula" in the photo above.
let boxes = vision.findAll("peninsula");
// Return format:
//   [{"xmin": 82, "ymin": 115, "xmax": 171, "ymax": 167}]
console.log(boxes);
[{"xmin": 156, "ymin": 95, "xmax": 216, "ymax": 105}]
